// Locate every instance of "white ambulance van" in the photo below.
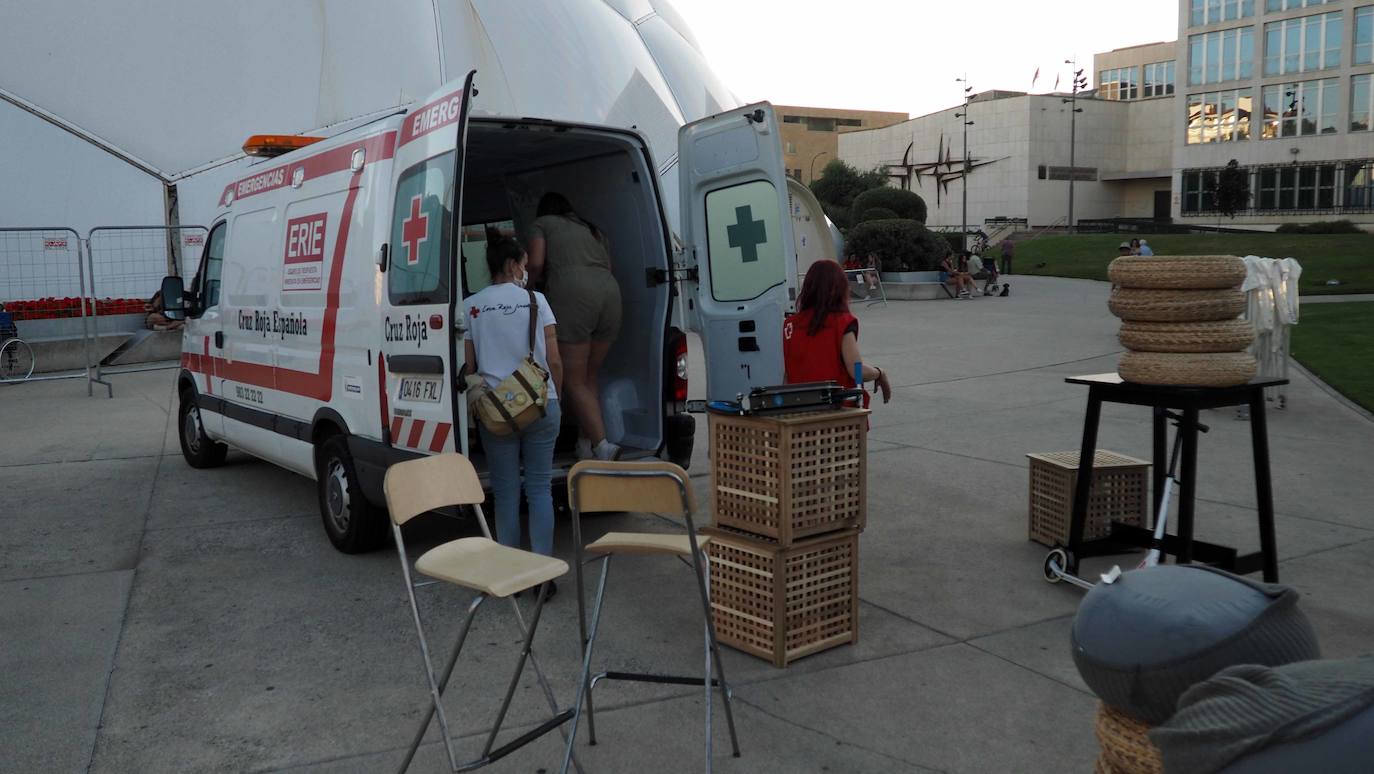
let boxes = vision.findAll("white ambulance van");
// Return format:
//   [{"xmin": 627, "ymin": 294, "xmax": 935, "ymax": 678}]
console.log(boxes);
[{"xmin": 163, "ymin": 73, "xmax": 797, "ymax": 553}]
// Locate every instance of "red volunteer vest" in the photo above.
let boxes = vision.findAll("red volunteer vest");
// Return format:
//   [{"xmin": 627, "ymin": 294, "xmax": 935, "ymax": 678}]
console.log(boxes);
[{"xmin": 783, "ymin": 309, "xmax": 858, "ymax": 388}]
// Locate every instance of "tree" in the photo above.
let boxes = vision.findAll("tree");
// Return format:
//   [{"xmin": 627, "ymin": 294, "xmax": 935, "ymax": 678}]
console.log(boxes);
[
  {"xmin": 843, "ymin": 219, "xmax": 949, "ymax": 272},
  {"xmin": 810, "ymin": 159, "xmax": 889, "ymax": 230},
  {"xmin": 850, "ymin": 187, "xmax": 928, "ymax": 225},
  {"xmin": 856, "ymin": 206, "xmax": 898, "ymax": 224},
  {"xmin": 1211, "ymin": 159, "xmax": 1251, "ymax": 219}
]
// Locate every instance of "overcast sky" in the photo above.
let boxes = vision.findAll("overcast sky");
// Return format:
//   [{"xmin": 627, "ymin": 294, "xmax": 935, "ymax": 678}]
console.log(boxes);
[{"xmin": 672, "ymin": 1, "xmax": 1179, "ymax": 118}]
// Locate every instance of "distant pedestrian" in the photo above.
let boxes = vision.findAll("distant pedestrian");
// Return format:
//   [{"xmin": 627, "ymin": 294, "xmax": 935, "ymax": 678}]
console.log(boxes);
[
  {"xmin": 1138, "ymin": 239, "xmax": 1154, "ymax": 256},
  {"xmin": 999, "ymin": 239, "xmax": 1015, "ymax": 275},
  {"xmin": 1129, "ymin": 238, "xmax": 1142, "ymax": 256}
]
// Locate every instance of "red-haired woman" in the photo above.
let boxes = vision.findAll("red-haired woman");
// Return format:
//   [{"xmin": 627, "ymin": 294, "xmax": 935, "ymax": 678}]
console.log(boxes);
[{"xmin": 783, "ymin": 260, "xmax": 892, "ymax": 404}]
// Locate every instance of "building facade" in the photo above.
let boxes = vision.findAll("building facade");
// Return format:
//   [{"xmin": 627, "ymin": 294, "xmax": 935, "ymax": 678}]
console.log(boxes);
[
  {"xmin": 776, "ymin": 105, "xmax": 909, "ymax": 183},
  {"xmin": 839, "ymin": 43, "xmax": 1176, "ymax": 231},
  {"xmin": 1173, "ymin": 0, "xmax": 1374, "ymax": 225},
  {"xmin": 839, "ymin": 2, "xmax": 1374, "ymax": 231},
  {"xmin": 838, "ymin": 75, "xmax": 1176, "ymax": 229}
]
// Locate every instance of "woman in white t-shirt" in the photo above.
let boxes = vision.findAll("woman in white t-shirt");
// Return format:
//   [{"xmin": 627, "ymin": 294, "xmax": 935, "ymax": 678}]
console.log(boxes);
[{"xmin": 463, "ymin": 237, "xmax": 564, "ymax": 573}]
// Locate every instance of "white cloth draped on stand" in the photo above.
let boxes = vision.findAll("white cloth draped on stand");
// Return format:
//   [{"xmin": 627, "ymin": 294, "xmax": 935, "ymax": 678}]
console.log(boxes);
[{"xmin": 1239, "ymin": 255, "xmax": 1301, "ymax": 411}]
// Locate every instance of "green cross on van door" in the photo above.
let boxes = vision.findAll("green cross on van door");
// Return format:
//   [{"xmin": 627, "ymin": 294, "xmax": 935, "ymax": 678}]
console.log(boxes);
[{"xmin": 726, "ymin": 205, "xmax": 767, "ymax": 263}]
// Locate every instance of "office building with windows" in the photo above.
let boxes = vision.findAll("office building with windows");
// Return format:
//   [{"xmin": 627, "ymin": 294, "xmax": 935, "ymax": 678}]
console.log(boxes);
[
  {"xmin": 1175, "ymin": 0, "xmax": 1374, "ymax": 223},
  {"xmin": 837, "ymin": 2, "xmax": 1373, "ymax": 231},
  {"xmin": 776, "ymin": 106, "xmax": 909, "ymax": 184},
  {"xmin": 837, "ymin": 42, "xmax": 1178, "ymax": 230}
]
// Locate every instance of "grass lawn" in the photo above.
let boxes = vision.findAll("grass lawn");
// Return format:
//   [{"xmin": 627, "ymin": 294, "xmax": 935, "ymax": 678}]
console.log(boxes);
[
  {"xmin": 1012, "ymin": 233, "xmax": 1374, "ymax": 295},
  {"xmin": 1290, "ymin": 302, "xmax": 1374, "ymax": 413}
]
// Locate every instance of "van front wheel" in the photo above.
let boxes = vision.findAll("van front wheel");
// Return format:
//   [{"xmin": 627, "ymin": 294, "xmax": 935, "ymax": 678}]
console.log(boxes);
[
  {"xmin": 178, "ymin": 393, "xmax": 227, "ymax": 468},
  {"xmin": 316, "ymin": 436, "xmax": 387, "ymax": 553}
]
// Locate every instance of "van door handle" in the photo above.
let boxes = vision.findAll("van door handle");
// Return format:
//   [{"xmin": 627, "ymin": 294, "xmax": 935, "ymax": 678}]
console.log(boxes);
[{"xmin": 214, "ymin": 331, "xmax": 223, "ymax": 348}]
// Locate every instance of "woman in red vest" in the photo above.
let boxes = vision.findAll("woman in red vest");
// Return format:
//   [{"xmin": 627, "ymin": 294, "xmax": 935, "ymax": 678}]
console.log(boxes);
[{"xmin": 783, "ymin": 260, "xmax": 892, "ymax": 404}]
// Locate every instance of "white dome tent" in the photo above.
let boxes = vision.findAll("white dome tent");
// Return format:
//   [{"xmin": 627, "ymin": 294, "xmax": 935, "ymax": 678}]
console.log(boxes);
[{"xmin": 0, "ymin": 0, "xmax": 739, "ymax": 235}]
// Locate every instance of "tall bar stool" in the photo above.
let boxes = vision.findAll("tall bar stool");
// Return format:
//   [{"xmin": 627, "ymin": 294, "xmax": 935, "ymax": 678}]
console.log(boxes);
[
  {"xmin": 560, "ymin": 460, "xmax": 741, "ymax": 774},
  {"xmin": 384, "ymin": 453, "xmax": 574, "ymax": 773}
]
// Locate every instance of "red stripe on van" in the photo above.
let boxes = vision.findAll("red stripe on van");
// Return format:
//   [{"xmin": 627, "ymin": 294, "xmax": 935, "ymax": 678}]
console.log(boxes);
[
  {"xmin": 378, "ymin": 355, "xmax": 391, "ymax": 445},
  {"xmin": 398, "ymin": 88, "xmax": 466, "ymax": 147},
  {"xmin": 390, "ymin": 416, "xmax": 404, "ymax": 443},
  {"xmin": 189, "ymin": 170, "xmax": 369, "ymax": 402},
  {"xmin": 406, "ymin": 420, "xmax": 426, "ymax": 448},
  {"xmin": 201, "ymin": 337, "xmax": 213, "ymax": 394},
  {"xmin": 428, "ymin": 422, "xmax": 450, "ymax": 453},
  {"xmin": 219, "ymin": 131, "xmax": 397, "ymax": 207}
]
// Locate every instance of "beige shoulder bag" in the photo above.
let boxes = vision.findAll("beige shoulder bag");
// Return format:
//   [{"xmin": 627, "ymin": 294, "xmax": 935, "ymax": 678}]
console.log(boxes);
[{"xmin": 469, "ymin": 290, "xmax": 549, "ymax": 436}]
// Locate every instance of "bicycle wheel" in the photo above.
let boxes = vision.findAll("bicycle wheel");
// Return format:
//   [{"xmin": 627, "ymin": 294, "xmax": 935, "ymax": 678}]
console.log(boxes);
[{"xmin": 0, "ymin": 338, "xmax": 35, "ymax": 382}]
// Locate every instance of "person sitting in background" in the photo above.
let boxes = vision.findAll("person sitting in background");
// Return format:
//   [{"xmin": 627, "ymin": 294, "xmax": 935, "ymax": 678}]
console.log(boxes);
[
  {"xmin": 144, "ymin": 291, "xmax": 183, "ymax": 331},
  {"xmin": 1118, "ymin": 242, "xmax": 1133, "ymax": 257},
  {"xmin": 0, "ymin": 303, "xmax": 17, "ymax": 340},
  {"xmin": 841, "ymin": 253, "xmax": 880, "ymax": 299},
  {"xmin": 1138, "ymin": 239, "xmax": 1154, "ymax": 256},
  {"xmin": 1129, "ymin": 238, "xmax": 1143, "ymax": 255},
  {"xmin": 976, "ymin": 250, "xmax": 1004, "ymax": 296},
  {"xmin": 783, "ymin": 260, "xmax": 892, "ymax": 404},
  {"xmin": 939, "ymin": 251, "xmax": 975, "ymax": 299}
]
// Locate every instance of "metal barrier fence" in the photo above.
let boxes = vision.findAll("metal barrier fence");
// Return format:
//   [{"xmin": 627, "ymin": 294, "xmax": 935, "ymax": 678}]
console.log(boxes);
[
  {"xmin": 0, "ymin": 226, "xmax": 94, "ymax": 385},
  {"xmin": 86, "ymin": 225, "xmax": 206, "ymax": 389},
  {"xmin": 1, "ymin": 224, "xmax": 206, "ymax": 395}
]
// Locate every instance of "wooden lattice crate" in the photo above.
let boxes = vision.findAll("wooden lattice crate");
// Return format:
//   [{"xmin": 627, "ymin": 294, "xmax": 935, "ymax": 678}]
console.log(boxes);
[
  {"xmin": 709, "ymin": 409, "xmax": 868, "ymax": 545},
  {"xmin": 1027, "ymin": 450, "xmax": 1150, "ymax": 547},
  {"xmin": 704, "ymin": 525, "xmax": 858, "ymax": 668}
]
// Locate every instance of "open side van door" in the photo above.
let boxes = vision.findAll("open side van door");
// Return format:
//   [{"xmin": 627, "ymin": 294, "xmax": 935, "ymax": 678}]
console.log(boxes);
[
  {"xmin": 679, "ymin": 102, "xmax": 797, "ymax": 404},
  {"xmin": 379, "ymin": 72, "xmax": 474, "ymax": 457}
]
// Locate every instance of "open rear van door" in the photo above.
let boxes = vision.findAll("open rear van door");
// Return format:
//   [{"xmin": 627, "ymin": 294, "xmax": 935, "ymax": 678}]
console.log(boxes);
[
  {"xmin": 679, "ymin": 102, "xmax": 797, "ymax": 403},
  {"xmin": 380, "ymin": 72, "xmax": 474, "ymax": 457}
]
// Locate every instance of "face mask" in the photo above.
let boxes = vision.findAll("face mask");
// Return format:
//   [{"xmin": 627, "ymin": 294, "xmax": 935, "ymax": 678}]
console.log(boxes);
[{"xmin": 513, "ymin": 266, "xmax": 528, "ymax": 289}]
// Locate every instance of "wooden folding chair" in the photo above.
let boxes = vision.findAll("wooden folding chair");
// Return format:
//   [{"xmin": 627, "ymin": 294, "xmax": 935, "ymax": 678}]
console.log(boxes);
[
  {"xmin": 560, "ymin": 460, "xmax": 741, "ymax": 774},
  {"xmin": 384, "ymin": 453, "xmax": 577, "ymax": 773}
]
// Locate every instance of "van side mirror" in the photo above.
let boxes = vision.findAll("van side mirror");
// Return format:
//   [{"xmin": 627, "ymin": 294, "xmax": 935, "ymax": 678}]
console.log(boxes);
[{"xmin": 161, "ymin": 275, "xmax": 186, "ymax": 321}]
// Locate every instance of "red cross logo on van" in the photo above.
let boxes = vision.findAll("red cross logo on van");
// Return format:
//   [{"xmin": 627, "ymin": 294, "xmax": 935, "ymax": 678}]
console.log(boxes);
[{"xmin": 401, "ymin": 196, "xmax": 428, "ymax": 266}]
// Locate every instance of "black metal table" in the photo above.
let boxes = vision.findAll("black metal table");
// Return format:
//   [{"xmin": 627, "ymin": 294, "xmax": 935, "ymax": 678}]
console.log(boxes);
[{"xmin": 1059, "ymin": 373, "xmax": 1287, "ymax": 582}]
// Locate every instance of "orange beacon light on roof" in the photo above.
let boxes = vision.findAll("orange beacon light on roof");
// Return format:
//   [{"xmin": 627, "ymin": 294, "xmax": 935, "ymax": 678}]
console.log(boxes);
[{"xmin": 242, "ymin": 134, "xmax": 325, "ymax": 158}]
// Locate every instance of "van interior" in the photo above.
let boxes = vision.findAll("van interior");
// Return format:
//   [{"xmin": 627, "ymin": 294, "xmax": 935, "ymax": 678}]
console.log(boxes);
[{"xmin": 458, "ymin": 119, "xmax": 674, "ymax": 461}]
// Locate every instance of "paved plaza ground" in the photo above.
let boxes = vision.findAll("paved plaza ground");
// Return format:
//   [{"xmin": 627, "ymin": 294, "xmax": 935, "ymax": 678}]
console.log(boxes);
[{"xmin": 3, "ymin": 276, "xmax": 1372, "ymax": 773}]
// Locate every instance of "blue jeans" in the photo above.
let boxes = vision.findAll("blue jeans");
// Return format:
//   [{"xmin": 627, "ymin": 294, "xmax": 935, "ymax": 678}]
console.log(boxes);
[{"xmin": 478, "ymin": 398, "xmax": 560, "ymax": 556}]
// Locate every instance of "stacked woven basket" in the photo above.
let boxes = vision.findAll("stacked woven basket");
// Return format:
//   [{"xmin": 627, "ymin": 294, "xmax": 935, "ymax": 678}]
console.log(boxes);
[{"xmin": 1107, "ymin": 255, "xmax": 1256, "ymax": 388}]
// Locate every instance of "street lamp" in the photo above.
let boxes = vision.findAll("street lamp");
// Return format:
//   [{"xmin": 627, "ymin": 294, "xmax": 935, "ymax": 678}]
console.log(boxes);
[
  {"xmin": 955, "ymin": 76, "xmax": 975, "ymax": 250},
  {"xmin": 1061, "ymin": 58, "xmax": 1089, "ymax": 233},
  {"xmin": 809, "ymin": 151, "xmax": 829, "ymax": 183}
]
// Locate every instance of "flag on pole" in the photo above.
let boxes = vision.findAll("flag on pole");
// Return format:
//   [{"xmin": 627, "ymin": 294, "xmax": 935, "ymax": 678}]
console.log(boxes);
[{"xmin": 1032, "ymin": 67, "xmax": 1040, "ymax": 89}]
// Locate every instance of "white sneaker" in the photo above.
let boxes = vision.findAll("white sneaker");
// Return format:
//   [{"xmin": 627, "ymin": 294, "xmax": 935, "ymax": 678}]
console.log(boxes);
[
  {"xmin": 594, "ymin": 440, "xmax": 622, "ymax": 461},
  {"xmin": 575, "ymin": 437, "xmax": 594, "ymax": 460}
]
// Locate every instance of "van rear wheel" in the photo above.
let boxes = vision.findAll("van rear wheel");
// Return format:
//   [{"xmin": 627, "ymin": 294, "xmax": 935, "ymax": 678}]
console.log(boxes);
[
  {"xmin": 316, "ymin": 435, "xmax": 387, "ymax": 553},
  {"xmin": 178, "ymin": 392, "xmax": 227, "ymax": 468}
]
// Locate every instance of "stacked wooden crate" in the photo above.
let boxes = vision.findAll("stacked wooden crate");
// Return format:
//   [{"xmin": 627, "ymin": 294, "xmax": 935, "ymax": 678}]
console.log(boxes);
[{"xmin": 704, "ymin": 408, "xmax": 868, "ymax": 668}]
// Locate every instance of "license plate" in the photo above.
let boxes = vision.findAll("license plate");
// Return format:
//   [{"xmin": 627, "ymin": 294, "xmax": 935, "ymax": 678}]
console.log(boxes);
[{"xmin": 398, "ymin": 377, "xmax": 442, "ymax": 403}]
